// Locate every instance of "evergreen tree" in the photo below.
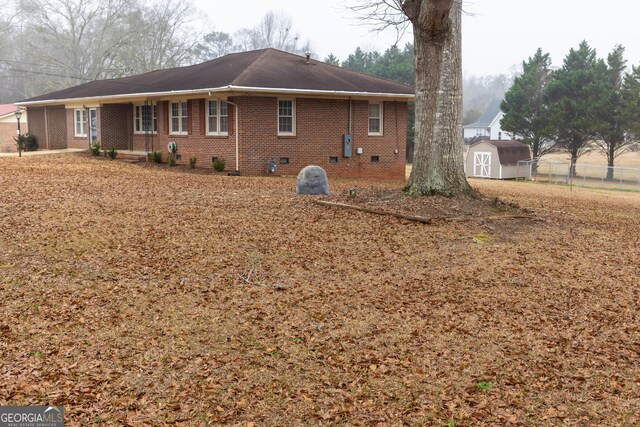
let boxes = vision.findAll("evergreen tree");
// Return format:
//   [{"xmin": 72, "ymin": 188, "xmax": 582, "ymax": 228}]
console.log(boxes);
[
  {"xmin": 341, "ymin": 47, "xmax": 375, "ymax": 73},
  {"xmin": 592, "ymin": 45, "xmax": 634, "ymax": 179},
  {"xmin": 621, "ymin": 65, "xmax": 640, "ymax": 140},
  {"xmin": 324, "ymin": 53, "xmax": 340, "ymax": 66},
  {"xmin": 500, "ymin": 48, "xmax": 554, "ymax": 171},
  {"xmin": 545, "ymin": 41, "xmax": 604, "ymax": 176}
]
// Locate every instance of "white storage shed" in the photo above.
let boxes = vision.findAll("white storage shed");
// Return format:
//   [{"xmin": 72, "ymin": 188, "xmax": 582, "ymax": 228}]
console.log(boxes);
[{"xmin": 465, "ymin": 140, "xmax": 531, "ymax": 179}]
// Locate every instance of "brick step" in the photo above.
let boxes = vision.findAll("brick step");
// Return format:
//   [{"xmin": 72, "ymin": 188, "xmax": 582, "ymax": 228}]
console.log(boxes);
[{"xmin": 116, "ymin": 152, "xmax": 148, "ymax": 163}]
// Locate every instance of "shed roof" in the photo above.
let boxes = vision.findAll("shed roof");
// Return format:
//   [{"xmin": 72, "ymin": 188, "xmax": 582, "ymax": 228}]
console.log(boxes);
[
  {"xmin": 471, "ymin": 140, "xmax": 531, "ymax": 166},
  {"xmin": 20, "ymin": 49, "xmax": 414, "ymax": 105}
]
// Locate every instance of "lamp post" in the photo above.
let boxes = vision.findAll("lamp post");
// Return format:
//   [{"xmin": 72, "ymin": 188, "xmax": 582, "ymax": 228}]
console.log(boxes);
[{"xmin": 15, "ymin": 109, "xmax": 22, "ymax": 157}]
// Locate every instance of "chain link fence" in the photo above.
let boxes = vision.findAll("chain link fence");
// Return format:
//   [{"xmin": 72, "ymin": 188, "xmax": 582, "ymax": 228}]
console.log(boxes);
[{"xmin": 516, "ymin": 159, "xmax": 640, "ymax": 191}]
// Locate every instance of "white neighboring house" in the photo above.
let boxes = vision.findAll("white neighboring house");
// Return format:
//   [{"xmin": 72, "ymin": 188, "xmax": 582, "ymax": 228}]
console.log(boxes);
[{"xmin": 463, "ymin": 99, "xmax": 512, "ymax": 141}]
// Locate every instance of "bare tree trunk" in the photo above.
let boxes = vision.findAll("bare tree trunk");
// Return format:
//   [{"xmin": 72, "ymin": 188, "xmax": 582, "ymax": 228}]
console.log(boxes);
[
  {"xmin": 405, "ymin": 0, "xmax": 472, "ymax": 196},
  {"xmin": 606, "ymin": 144, "xmax": 615, "ymax": 181}
]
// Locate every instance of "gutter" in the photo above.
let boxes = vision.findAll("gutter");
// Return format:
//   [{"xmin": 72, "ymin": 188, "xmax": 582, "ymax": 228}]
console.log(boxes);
[
  {"xmin": 16, "ymin": 85, "xmax": 414, "ymax": 107},
  {"xmin": 224, "ymin": 99, "xmax": 240, "ymax": 173}
]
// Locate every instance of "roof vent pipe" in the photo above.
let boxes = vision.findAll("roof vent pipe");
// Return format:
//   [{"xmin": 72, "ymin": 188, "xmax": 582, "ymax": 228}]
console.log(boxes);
[{"xmin": 305, "ymin": 51, "xmax": 311, "ymax": 63}]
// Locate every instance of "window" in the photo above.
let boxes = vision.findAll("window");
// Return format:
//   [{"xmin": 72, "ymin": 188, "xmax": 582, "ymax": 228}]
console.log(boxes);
[
  {"xmin": 329, "ymin": 156, "xmax": 338, "ymax": 164},
  {"xmin": 134, "ymin": 104, "xmax": 157, "ymax": 133},
  {"xmin": 170, "ymin": 101, "xmax": 188, "ymax": 135},
  {"xmin": 207, "ymin": 100, "xmax": 229, "ymax": 135},
  {"xmin": 278, "ymin": 99, "xmax": 295, "ymax": 135},
  {"xmin": 279, "ymin": 157, "xmax": 289, "ymax": 164},
  {"xmin": 368, "ymin": 102, "xmax": 383, "ymax": 135},
  {"xmin": 371, "ymin": 155, "xmax": 380, "ymax": 163},
  {"xmin": 74, "ymin": 109, "xmax": 87, "ymax": 137}
]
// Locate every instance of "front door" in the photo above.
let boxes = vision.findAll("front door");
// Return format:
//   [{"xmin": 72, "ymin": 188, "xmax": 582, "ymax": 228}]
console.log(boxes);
[
  {"xmin": 89, "ymin": 108, "xmax": 98, "ymax": 143},
  {"xmin": 473, "ymin": 152, "xmax": 491, "ymax": 178}
]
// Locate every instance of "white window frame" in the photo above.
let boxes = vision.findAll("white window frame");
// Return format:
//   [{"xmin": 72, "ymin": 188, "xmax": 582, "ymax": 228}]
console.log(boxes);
[
  {"xmin": 368, "ymin": 102, "xmax": 383, "ymax": 136},
  {"xmin": 74, "ymin": 108, "xmax": 87, "ymax": 137},
  {"xmin": 170, "ymin": 101, "xmax": 188, "ymax": 135},
  {"xmin": 133, "ymin": 103, "xmax": 157, "ymax": 134},
  {"xmin": 277, "ymin": 99, "xmax": 296, "ymax": 136},
  {"xmin": 206, "ymin": 99, "xmax": 229, "ymax": 136}
]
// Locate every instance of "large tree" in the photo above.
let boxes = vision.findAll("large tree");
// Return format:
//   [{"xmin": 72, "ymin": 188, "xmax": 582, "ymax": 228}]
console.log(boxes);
[
  {"xmin": 500, "ymin": 48, "xmax": 555, "ymax": 170},
  {"xmin": 621, "ymin": 65, "xmax": 640, "ymax": 140},
  {"xmin": 351, "ymin": 0, "xmax": 471, "ymax": 196},
  {"xmin": 0, "ymin": 0, "xmax": 200, "ymax": 102},
  {"xmin": 545, "ymin": 41, "xmax": 603, "ymax": 177},
  {"xmin": 234, "ymin": 11, "xmax": 312, "ymax": 55},
  {"xmin": 592, "ymin": 45, "xmax": 635, "ymax": 180}
]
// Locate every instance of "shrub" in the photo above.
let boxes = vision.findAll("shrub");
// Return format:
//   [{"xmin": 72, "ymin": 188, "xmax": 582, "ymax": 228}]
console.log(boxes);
[
  {"xmin": 150, "ymin": 151, "xmax": 162, "ymax": 163},
  {"xmin": 90, "ymin": 141, "xmax": 100, "ymax": 156},
  {"xmin": 108, "ymin": 148, "xmax": 117, "ymax": 159},
  {"xmin": 189, "ymin": 157, "xmax": 197, "ymax": 169},
  {"xmin": 213, "ymin": 157, "xmax": 226, "ymax": 172},
  {"xmin": 14, "ymin": 133, "xmax": 37, "ymax": 152},
  {"xmin": 167, "ymin": 154, "xmax": 176, "ymax": 167}
]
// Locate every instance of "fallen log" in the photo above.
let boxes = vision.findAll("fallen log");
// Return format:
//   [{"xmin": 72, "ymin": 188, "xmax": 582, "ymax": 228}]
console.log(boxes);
[
  {"xmin": 314, "ymin": 200, "xmax": 432, "ymax": 224},
  {"xmin": 315, "ymin": 200, "xmax": 538, "ymax": 224}
]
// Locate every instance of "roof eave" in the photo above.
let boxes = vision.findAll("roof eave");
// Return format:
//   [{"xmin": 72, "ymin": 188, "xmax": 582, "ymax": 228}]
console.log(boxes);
[{"xmin": 17, "ymin": 85, "xmax": 415, "ymax": 107}]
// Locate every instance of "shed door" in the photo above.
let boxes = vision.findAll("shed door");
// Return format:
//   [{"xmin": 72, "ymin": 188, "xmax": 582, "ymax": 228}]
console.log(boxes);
[{"xmin": 473, "ymin": 152, "xmax": 491, "ymax": 177}]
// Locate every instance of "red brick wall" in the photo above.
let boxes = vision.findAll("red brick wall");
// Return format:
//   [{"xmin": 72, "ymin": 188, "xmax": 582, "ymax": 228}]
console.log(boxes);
[
  {"xmin": 130, "ymin": 99, "xmax": 237, "ymax": 166},
  {"xmin": 26, "ymin": 96, "xmax": 407, "ymax": 179},
  {"xmin": 0, "ymin": 121, "xmax": 28, "ymax": 153},
  {"xmin": 125, "ymin": 96, "xmax": 406, "ymax": 179},
  {"xmin": 236, "ymin": 97, "xmax": 406, "ymax": 179}
]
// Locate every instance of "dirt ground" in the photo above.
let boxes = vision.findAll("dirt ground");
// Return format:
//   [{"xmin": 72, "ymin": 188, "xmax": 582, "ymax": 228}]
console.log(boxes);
[{"xmin": 1, "ymin": 154, "xmax": 639, "ymax": 426}]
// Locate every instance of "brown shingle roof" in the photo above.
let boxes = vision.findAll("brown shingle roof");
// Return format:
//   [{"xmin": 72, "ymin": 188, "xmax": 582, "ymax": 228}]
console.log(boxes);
[
  {"xmin": 472, "ymin": 140, "xmax": 531, "ymax": 166},
  {"xmin": 22, "ymin": 49, "xmax": 414, "ymax": 104}
]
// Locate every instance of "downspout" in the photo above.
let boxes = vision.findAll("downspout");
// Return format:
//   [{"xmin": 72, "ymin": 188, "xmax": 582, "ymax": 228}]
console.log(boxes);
[
  {"xmin": 43, "ymin": 106, "xmax": 49, "ymax": 149},
  {"xmin": 225, "ymin": 99, "xmax": 240, "ymax": 172},
  {"xmin": 349, "ymin": 97, "xmax": 352, "ymax": 134}
]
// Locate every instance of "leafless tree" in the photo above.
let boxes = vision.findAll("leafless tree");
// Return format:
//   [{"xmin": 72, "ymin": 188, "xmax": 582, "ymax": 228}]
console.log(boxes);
[
  {"xmin": 192, "ymin": 30, "xmax": 237, "ymax": 63},
  {"xmin": 121, "ymin": 1, "xmax": 200, "ymax": 73},
  {"xmin": 234, "ymin": 11, "xmax": 312, "ymax": 56},
  {"xmin": 350, "ymin": 0, "xmax": 472, "ymax": 196},
  {"xmin": 0, "ymin": 0, "xmax": 201, "ymax": 102}
]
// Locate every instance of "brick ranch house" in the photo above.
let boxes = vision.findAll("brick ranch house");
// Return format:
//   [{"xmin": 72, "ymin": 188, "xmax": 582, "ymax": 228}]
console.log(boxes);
[{"xmin": 19, "ymin": 49, "xmax": 414, "ymax": 179}]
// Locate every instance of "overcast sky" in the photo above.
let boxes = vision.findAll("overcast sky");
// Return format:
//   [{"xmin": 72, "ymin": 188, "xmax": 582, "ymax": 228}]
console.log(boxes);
[{"xmin": 193, "ymin": 0, "xmax": 640, "ymax": 77}]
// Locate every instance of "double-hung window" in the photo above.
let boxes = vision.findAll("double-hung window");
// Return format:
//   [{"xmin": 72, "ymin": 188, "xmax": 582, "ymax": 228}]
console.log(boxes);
[
  {"xmin": 278, "ymin": 99, "xmax": 295, "ymax": 135},
  {"xmin": 207, "ymin": 100, "xmax": 229, "ymax": 135},
  {"xmin": 134, "ymin": 104, "xmax": 157, "ymax": 133},
  {"xmin": 170, "ymin": 101, "xmax": 188, "ymax": 135},
  {"xmin": 74, "ymin": 109, "xmax": 87, "ymax": 137},
  {"xmin": 368, "ymin": 102, "xmax": 383, "ymax": 135}
]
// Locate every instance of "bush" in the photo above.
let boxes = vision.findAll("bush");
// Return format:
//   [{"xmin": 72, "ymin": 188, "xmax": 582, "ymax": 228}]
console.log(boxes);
[
  {"xmin": 90, "ymin": 141, "xmax": 100, "ymax": 156},
  {"xmin": 189, "ymin": 157, "xmax": 197, "ymax": 169},
  {"xmin": 150, "ymin": 151, "xmax": 162, "ymax": 163},
  {"xmin": 213, "ymin": 157, "xmax": 226, "ymax": 172},
  {"xmin": 167, "ymin": 154, "xmax": 176, "ymax": 167},
  {"xmin": 108, "ymin": 147, "xmax": 117, "ymax": 159},
  {"xmin": 14, "ymin": 133, "xmax": 37, "ymax": 152}
]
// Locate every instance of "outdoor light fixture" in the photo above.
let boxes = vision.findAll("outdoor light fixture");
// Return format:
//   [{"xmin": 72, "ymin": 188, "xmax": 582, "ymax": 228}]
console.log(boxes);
[{"xmin": 15, "ymin": 109, "xmax": 22, "ymax": 157}]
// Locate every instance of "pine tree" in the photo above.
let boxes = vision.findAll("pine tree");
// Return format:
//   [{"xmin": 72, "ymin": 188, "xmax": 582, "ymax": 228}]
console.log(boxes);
[
  {"xmin": 592, "ymin": 45, "xmax": 634, "ymax": 180},
  {"xmin": 500, "ymin": 48, "xmax": 554, "ymax": 172},
  {"xmin": 545, "ymin": 41, "xmax": 604, "ymax": 176}
]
